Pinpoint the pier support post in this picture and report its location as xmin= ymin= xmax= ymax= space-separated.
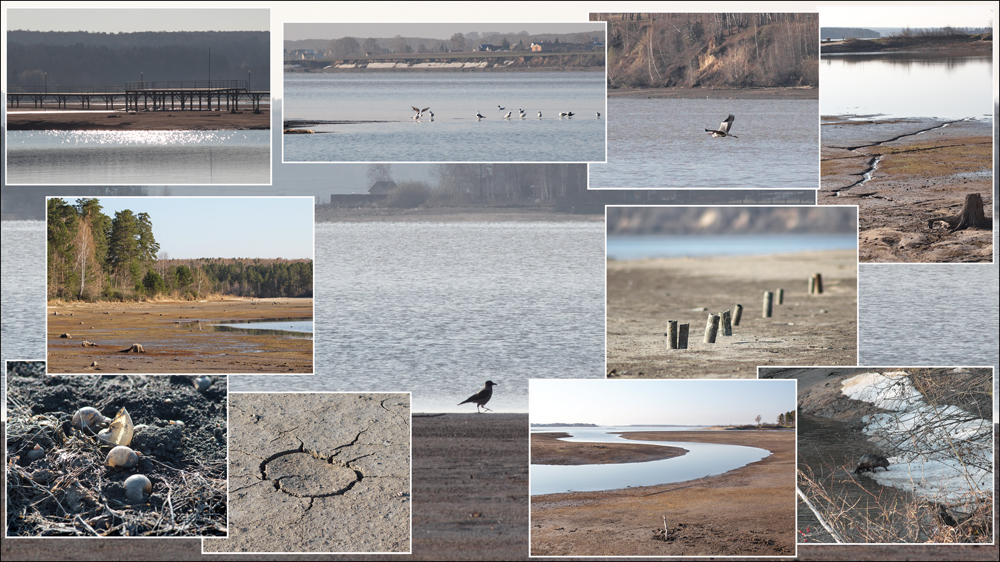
xmin=667 ymin=320 xmax=678 ymax=349
xmin=704 ymin=314 xmax=720 ymax=344
xmin=678 ymin=324 xmax=689 ymax=349
xmin=720 ymin=309 xmax=732 ymax=336
xmin=763 ymin=291 xmax=773 ymax=318
xmin=733 ymin=304 xmax=743 ymax=326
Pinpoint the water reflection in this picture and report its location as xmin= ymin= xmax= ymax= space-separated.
xmin=210 ymin=317 xmax=312 ymax=337
xmin=821 ymin=54 xmax=992 ymax=119
xmin=531 ymin=428 xmax=771 ymax=496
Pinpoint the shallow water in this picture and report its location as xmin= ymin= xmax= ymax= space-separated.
xmin=607 ymin=233 xmax=858 ymax=260
xmin=821 ymin=54 xmax=993 ymax=119
xmin=231 ymin=221 xmax=607 ymax=412
xmin=531 ymin=427 xmax=772 ymax=495
xmin=589 ymin=97 xmax=818 ymax=189
xmin=6 ymin=130 xmax=270 ymax=184
xmin=282 ymin=71 xmax=605 ymax=162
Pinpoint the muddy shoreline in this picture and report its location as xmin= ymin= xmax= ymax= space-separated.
xmin=6 ymin=109 xmax=270 ymax=131
xmin=820 ymin=117 xmax=993 ymax=263
xmin=607 ymin=250 xmax=858 ymax=378
xmin=46 ymin=298 xmax=312 ymax=374
xmin=531 ymin=430 xmax=796 ymax=557
xmin=531 ymin=431 xmax=687 ymax=465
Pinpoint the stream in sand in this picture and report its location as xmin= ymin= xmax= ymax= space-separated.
xmin=531 ymin=427 xmax=771 ymax=496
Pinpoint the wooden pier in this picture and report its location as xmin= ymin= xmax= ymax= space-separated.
xmin=7 ymin=80 xmax=268 ymax=113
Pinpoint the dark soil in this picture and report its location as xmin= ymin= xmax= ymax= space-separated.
xmin=5 ymin=361 xmax=227 ymax=537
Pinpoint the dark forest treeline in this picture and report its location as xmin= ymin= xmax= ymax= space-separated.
xmin=7 ymin=30 xmax=270 ymax=90
xmin=592 ymin=12 xmax=818 ymax=89
xmin=47 ymin=198 xmax=311 ymax=302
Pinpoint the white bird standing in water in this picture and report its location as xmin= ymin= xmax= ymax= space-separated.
xmin=705 ymin=114 xmax=738 ymax=138
xmin=504 ymin=111 xmax=512 ymax=119
xmin=476 ymin=111 xmax=485 ymax=119
xmin=537 ymin=111 xmax=542 ymax=119
xmin=497 ymin=105 xmax=505 ymax=111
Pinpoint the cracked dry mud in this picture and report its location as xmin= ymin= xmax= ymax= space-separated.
xmin=202 ymin=393 xmax=410 ymax=553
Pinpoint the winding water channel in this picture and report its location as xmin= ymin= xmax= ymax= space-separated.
xmin=530 ymin=427 xmax=771 ymax=496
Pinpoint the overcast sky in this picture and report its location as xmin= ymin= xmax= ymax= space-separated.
xmin=69 ymin=197 xmax=314 ymax=260
xmin=820 ymin=4 xmax=993 ymax=29
xmin=284 ymin=22 xmax=604 ymax=42
xmin=530 ymin=379 xmax=797 ymax=426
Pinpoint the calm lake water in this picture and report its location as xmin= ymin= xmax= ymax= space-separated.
xmin=6 ymin=130 xmax=270 ymax=185
xmin=282 ymin=71 xmax=606 ymax=162
xmin=607 ymin=233 xmax=858 ymax=260
xmin=821 ymin=53 xmax=993 ymax=119
xmin=230 ymin=221 xmax=607 ymax=412
xmin=589 ymin=97 xmax=818 ymax=189
xmin=211 ymin=319 xmax=313 ymax=335
xmin=530 ymin=427 xmax=772 ymax=495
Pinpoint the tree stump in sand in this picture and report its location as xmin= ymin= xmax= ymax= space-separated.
xmin=119 ymin=343 xmax=145 ymax=353
xmin=927 ymin=193 xmax=992 ymax=231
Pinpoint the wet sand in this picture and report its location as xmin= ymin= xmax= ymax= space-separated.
xmin=820 ymin=117 xmax=993 ymax=263
xmin=607 ymin=250 xmax=858 ymax=378
xmin=530 ymin=430 xmax=796 ymax=557
xmin=531 ymin=431 xmax=687 ymax=465
xmin=46 ymin=298 xmax=312 ymax=374
xmin=6 ymin=109 xmax=270 ymax=131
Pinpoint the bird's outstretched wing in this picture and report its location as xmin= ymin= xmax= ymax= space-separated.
xmin=421 ymin=107 xmax=430 ymax=114
xmin=719 ymin=114 xmax=735 ymax=134
xmin=411 ymin=106 xmax=420 ymax=112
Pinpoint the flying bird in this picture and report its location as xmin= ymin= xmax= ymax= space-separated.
xmin=412 ymin=106 xmax=430 ymax=114
xmin=459 ymin=381 xmax=498 ymax=413
xmin=706 ymin=114 xmax=738 ymax=138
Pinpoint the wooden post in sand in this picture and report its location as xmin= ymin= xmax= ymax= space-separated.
xmin=720 ymin=309 xmax=732 ymax=336
xmin=809 ymin=273 xmax=823 ymax=295
xmin=777 ymin=288 xmax=784 ymax=305
xmin=733 ymin=304 xmax=743 ymax=326
xmin=704 ymin=314 xmax=720 ymax=343
xmin=678 ymin=324 xmax=689 ymax=349
xmin=667 ymin=320 xmax=678 ymax=349
xmin=763 ymin=291 xmax=773 ymax=318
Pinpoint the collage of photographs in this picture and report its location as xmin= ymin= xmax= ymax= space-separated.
xmin=1 ymin=2 xmax=996 ymax=560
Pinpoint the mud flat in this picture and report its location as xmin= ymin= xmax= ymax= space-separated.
xmin=202 ymin=393 xmax=410 ymax=554
xmin=531 ymin=431 xmax=687 ymax=465
xmin=6 ymin=109 xmax=270 ymax=131
xmin=820 ymin=117 xmax=993 ymax=263
xmin=530 ymin=430 xmax=795 ymax=557
xmin=46 ymin=298 xmax=312 ymax=374
xmin=607 ymin=250 xmax=858 ymax=378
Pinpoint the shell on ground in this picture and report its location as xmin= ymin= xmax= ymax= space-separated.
xmin=72 ymin=407 xmax=108 ymax=433
xmin=125 ymin=474 xmax=152 ymax=502
xmin=106 ymin=445 xmax=139 ymax=468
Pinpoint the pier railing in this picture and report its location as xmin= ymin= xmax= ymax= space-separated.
xmin=125 ymin=80 xmax=248 ymax=92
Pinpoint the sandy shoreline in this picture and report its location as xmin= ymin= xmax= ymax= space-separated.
xmin=530 ymin=429 xmax=796 ymax=557
xmin=6 ymin=109 xmax=270 ymax=131
xmin=46 ymin=297 xmax=312 ymax=374
xmin=819 ymin=117 xmax=993 ymax=263
xmin=531 ymin=431 xmax=687 ymax=465
xmin=607 ymin=249 xmax=858 ymax=378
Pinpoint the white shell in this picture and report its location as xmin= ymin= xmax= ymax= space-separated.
xmin=193 ymin=375 xmax=212 ymax=392
xmin=106 ymin=445 xmax=139 ymax=468
xmin=124 ymin=474 xmax=152 ymax=503
xmin=106 ymin=407 xmax=134 ymax=447
xmin=72 ymin=407 xmax=108 ymax=433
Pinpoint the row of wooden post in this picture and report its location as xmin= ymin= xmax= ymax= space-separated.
xmin=669 ymin=273 xmax=823 ymax=348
